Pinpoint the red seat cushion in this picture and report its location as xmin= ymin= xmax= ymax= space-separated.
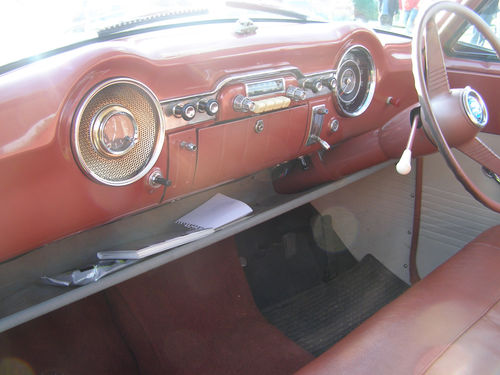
xmin=296 ymin=225 xmax=500 ymax=375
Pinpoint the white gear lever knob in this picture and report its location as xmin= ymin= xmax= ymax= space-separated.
xmin=396 ymin=115 xmax=420 ymax=176
xmin=396 ymin=149 xmax=412 ymax=175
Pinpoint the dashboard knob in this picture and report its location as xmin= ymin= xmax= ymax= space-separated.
xmin=198 ymin=99 xmax=219 ymax=116
xmin=286 ymin=86 xmax=307 ymax=101
xmin=303 ymin=79 xmax=323 ymax=93
xmin=148 ymin=169 xmax=171 ymax=188
xmin=173 ymin=103 xmax=197 ymax=121
xmin=233 ymin=95 xmax=256 ymax=112
xmin=322 ymin=77 xmax=337 ymax=90
xmin=180 ymin=141 xmax=198 ymax=152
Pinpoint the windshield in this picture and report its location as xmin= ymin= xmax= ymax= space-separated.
xmin=2 ymin=0 xmax=415 ymax=69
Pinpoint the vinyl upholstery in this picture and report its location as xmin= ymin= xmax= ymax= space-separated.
xmin=295 ymin=225 xmax=500 ymax=375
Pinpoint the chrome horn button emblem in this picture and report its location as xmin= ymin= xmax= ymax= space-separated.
xmin=90 ymin=105 xmax=139 ymax=158
xmin=462 ymin=86 xmax=488 ymax=128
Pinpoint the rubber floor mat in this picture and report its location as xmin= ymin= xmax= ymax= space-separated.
xmin=262 ymin=254 xmax=408 ymax=356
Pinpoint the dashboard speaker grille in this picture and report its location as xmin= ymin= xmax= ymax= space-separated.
xmin=72 ymin=79 xmax=164 ymax=186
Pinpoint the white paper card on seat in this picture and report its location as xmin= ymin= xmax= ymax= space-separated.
xmin=176 ymin=193 xmax=253 ymax=230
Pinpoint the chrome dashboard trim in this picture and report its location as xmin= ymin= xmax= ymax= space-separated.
xmin=159 ymin=67 xmax=336 ymax=104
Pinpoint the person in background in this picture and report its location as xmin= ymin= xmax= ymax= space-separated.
xmin=379 ymin=0 xmax=399 ymax=26
xmin=403 ymin=0 xmax=419 ymax=32
xmin=353 ymin=0 xmax=379 ymax=22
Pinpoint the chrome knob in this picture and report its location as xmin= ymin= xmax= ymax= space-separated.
xmin=198 ymin=99 xmax=219 ymax=116
xmin=180 ymin=141 xmax=198 ymax=151
xmin=303 ymin=79 xmax=323 ymax=93
xmin=233 ymin=95 xmax=256 ymax=112
xmin=329 ymin=118 xmax=339 ymax=132
xmin=148 ymin=170 xmax=171 ymax=188
xmin=322 ymin=77 xmax=336 ymax=90
xmin=173 ymin=103 xmax=197 ymax=121
xmin=286 ymin=86 xmax=307 ymax=101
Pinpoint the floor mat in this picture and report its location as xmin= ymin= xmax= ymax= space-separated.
xmin=236 ymin=204 xmax=357 ymax=310
xmin=106 ymin=238 xmax=314 ymax=375
xmin=262 ymin=254 xmax=409 ymax=356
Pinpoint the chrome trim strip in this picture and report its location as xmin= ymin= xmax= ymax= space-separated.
xmin=72 ymin=78 xmax=166 ymax=186
xmin=159 ymin=67 xmax=336 ymax=104
xmin=306 ymin=104 xmax=327 ymax=146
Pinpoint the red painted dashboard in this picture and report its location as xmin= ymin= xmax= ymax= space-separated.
xmin=0 ymin=20 xmax=449 ymax=262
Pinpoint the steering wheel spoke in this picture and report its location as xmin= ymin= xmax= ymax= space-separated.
xmin=457 ymin=137 xmax=500 ymax=176
xmin=425 ymin=19 xmax=451 ymax=97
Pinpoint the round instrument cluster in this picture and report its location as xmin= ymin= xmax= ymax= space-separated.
xmin=334 ymin=45 xmax=375 ymax=117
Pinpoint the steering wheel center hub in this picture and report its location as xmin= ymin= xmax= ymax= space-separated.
xmin=462 ymin=86 xmax=488 ymax=128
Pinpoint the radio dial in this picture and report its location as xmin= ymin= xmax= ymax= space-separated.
xmin=233 ymin=95 xmax=256 ymax=112
xmin=286 ymin=86 xmax=307 ymax=101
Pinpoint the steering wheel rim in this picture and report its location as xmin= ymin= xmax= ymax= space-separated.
xmin=412 ymin=1 xmax=500 ymax=213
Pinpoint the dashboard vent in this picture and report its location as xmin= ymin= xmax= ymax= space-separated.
xmin=72 ymin=78 xmax=165 ymax=186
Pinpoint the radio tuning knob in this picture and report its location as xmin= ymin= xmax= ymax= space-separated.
xmin=198 ymin=99 xmax=219 ymax=116
xmin=173 ymin=103 xmax=197 ymax=121
xmin=233 ymin=95 xmax=256 ymax=112
xmin=303 ymin=79 xmax=323 ymax=93
xmin=286 ymin=86 xmax=307 ymax=101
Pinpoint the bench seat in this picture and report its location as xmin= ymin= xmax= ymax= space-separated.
xmin=296 ymin=225 xmax=500 ymax=375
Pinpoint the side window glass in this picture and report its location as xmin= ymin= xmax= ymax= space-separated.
xmin=458 ymin=0 xmax=499 ymax=50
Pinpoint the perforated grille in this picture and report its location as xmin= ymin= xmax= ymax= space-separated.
xmin=74 ymin=80 xmax=163 ymax=185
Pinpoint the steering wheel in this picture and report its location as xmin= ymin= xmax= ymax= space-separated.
xmin=412 ymin=1 xmax=500 ymax=213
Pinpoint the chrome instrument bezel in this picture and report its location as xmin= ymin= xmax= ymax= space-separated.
xmin=90 ymin=105 xmax=139 ymax=158
xmin=160 ymin=67 xmax=336 ymax=105
xmin=334 ymin=45 xmax=376 ymax=117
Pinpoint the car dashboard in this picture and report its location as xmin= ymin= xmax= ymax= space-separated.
xmin=0 ymin=19 xmax=420 ymax=330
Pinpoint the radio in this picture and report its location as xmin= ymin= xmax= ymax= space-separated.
xmin=232 ymin=76 xmax=307 ymax=114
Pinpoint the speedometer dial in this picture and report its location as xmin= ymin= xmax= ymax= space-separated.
xmin=334 ymin=46 xmax=375 ymax=117
xmin=338 ymin=60 xmax=361 ymax=104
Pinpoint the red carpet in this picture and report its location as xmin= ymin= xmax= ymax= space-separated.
xmin=0 ymin=293 xmax=140 ymax=375
xmin=0 ymin=238 xmax=313 ymax=374
xmin=106 ymin=237 xmax=313 ymax=374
